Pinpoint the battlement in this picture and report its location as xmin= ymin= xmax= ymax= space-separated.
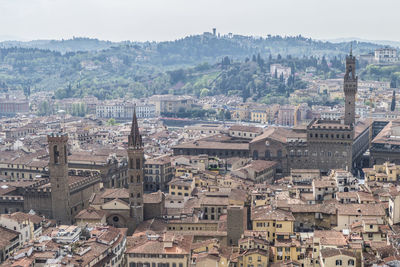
xmin=47 ymin=132 xmax=68 ymax=142
xmin=346 ymin=54 xmax=356 ymax=62
xmin=308 ymin=118 xmax=353 ymax=131
xmin=69 ymin=173 xmax=101 ymax=193
xmin=25 ymin=186 xmax=51 ymax=194
xmin=0 ymin=195 xmax=24 ymax=202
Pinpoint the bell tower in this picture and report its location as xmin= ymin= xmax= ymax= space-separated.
xmin=344 ymin=46 xmax=358 ymax=125
xmin=127 ymin=108 xmax=144 ymax=234
xmin=47 ymin=132 xmax=71 ymax=225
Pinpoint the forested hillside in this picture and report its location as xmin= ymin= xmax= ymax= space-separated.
xmin=0 ymin=34 xmax=385 ymax=101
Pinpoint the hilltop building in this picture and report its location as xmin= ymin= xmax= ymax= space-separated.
xmin=374 ymin=47 xmax=398 ymax=63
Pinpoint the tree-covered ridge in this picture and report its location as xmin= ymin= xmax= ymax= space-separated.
xmin=166 ymin=53 xmax=344 ymax=103
xmin=360 ymin=64 xmax=400 ymax=86
xmin=0 ymin=34 xmax=385 ymax=101
xmin=0 ymin=37 xmax=118 ymax=53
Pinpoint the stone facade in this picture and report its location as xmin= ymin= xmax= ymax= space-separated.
xmin=126 ymin=110 xmax=144 ymax=234
xmin=249 ymin=51 xmax=366 ymax=175
xmin=344 ymin=51 xmax=358 ymax=125
xmin=48 ymin=133 xmax=71 ymax=225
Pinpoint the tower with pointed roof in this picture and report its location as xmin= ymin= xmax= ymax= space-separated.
xmin=127 ymin=107 xmax=144 ymax=233
xmin=344 ymin=46 xmax=358 ymax=125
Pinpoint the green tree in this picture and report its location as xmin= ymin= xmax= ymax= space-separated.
xmin=200 ymin=88 xmax=210 ymax=98
xmin=107 ymin=118 xmax=116 ymax=126
xmin=225 ymin=110 xmax=231 ymax=120
xmin=38 ymin=101 xmax=50 ymax=116
xmin=391 ymin=90 xmax=396 ymax=112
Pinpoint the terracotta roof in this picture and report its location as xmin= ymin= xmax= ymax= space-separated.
xmin=229 ymin=125 xmax=262 ymax=133
xmin=320 ymin=248 xmax=356 ymax=258
xmin=336 ymin=192 xmax=358 ymax=199
xmin=1 ymin=211 xmax=31 ymax=223
xmin=174 ymin=140 xmax=249 ymax=150
xmin=252 ymin=205 xmax=295 ymax=221
xmin=337 ymin=204 xmax=385 ymax=216
xmin=313 ymin=179 xmax=337 ymax=188
xmin=245 ymin=160 xmax=277 ymax=172
xmin=372 ymin=120 xmax=400 ymax=145
xmin=287 ymin=204 xmax=336 ymax=214
xmin=144 ymin=191 xmax=163 ymax=204
xmin=0 ymin=226 xmax=19 ymax=249
xmin=75 ymin=208 xmax=106 ymax=220
xmin=100 ymin=188 xmax=129 ymax=199
xmin=250 ymin=127 xmax=298 ymax=144
xmin=126 ymin=234 xmax=193 ymax=255
xmin=314 ymin=230 xmax=347 ymax=247
xmin=145 ymin=155 xmax=172 ymax=165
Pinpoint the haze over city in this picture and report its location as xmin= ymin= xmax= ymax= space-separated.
xmin=2 ymin=1 xmax=400 ymax=267
xmin=1 ymin=0 xmax=400 ymax=42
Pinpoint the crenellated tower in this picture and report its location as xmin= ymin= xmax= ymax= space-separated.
xmin=47 ymin=132 xmax=72 ymax=225
xmin=344 ymin=47 xmax=358 ymax=125
xmin=127 ymin=108 xmax=144 ymax=234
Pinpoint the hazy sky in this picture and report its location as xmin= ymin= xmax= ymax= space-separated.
xmin=1 ymin=0 xmax=399 ymax=42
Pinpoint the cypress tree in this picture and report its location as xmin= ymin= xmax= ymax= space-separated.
xmin=391 ymin=90 xmax=396 ymax=112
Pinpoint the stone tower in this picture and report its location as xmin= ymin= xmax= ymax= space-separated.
xmin=344 ymin=47 xmax=358 ymax=125
xmin=127 ymin=108 xmax=144 ymax=234
xmin=47 ymin=133 xmax=71 ymax=225
xmin=227 ymin=206 xmax=245 ymax=246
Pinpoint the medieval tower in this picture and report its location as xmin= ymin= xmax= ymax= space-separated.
xmin=127 ymin=108 xmax=144 ymax=234
xmin=344 ymin=48 xmax=358 ymax=125
xmin=48 ymin=132 xmax=72 ymax=225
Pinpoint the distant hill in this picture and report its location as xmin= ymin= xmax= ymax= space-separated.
xmin=0 ymin=37 xmax=122 ymax=53
xmin=0 ymin=33 xmax=390 ymax=102
xmin=0 ymin=34 xmax=386 ymax=60
xmin=325 ymin=37 xmax=400 ymax=48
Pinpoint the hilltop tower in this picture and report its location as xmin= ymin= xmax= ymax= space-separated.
xmin=127 ymin=108 xmax=144 ymax=234
xmin=47 ymin=133 xmax=72 ymax=225
xmin=344 ymin=47 xmax=358 ymax=125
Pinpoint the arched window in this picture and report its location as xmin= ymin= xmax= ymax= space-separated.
xmin=129 ymin=159 xmax=133 ymax=169
xmin=53 ymin=145 xmax=59 ymax=164
xmin=290 ymin=150 xmax=295 ymax=157
xmin=348 ymin=259 xmax=354 ymax=266
xmin=136 ymin=159 xmax=141 ymax=169
xmin=265 ymin=150 xmax=271 ymax=158
xmin=336 ymin=259 xmax=342 ymax=266
xmin=64 ymin=145 xmax=67 ymax=163
xmin=253 ymin=150 xmax=259 ymax=160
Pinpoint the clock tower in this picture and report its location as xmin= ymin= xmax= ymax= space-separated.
xmin=344 ymin=47 xmax=358 ymax=125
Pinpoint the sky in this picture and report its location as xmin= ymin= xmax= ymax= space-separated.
xmin=1 ymin=0 xmax=399 ymax=42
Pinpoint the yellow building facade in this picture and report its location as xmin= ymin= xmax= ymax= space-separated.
xmin=251 ymin=110 xmax=268 ymax=124
xmin=363 ymin=161 xmax=400 ymax=182
xmin=251 ymin=207 xmax=295 ymax=242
